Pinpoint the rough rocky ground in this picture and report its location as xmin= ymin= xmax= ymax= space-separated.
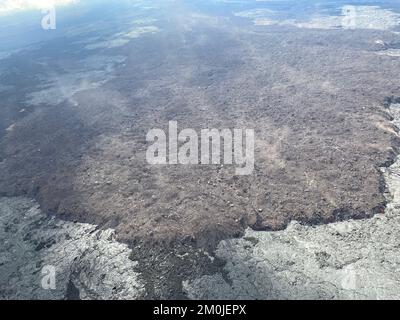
xmin=1 ymin=5 xmax=400 ymax=249
xmin=183 ymin=105 xmax=400 ymax=300
xmin=1 ymin=1 xmax=400 ymax=299
xmin=0 ymin=197 xmax=144 ymax=300
xmin=2 ymin=104 xmax=400 ymax=300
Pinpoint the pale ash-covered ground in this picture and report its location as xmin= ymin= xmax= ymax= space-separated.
xmin=0 ymin=197 xmax=144 ymax=299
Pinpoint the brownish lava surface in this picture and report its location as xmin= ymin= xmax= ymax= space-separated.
xmin=1 ymin=12 xmax=400 ymax=255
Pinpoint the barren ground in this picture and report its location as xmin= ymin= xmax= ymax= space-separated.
xmin=1 ymin=1 xmax=400 ymax=298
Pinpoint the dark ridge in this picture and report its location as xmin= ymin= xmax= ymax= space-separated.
xmin=384 ymin=96 xmax=400 ymax=108
xmin=66 ymin=280 xmax=81 ymax=301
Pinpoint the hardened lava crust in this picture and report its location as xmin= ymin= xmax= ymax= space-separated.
xmin=1 ymin=1 xmax=400 ymax=299
xmin=1 ymin=23 xmax=400 ymax=249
